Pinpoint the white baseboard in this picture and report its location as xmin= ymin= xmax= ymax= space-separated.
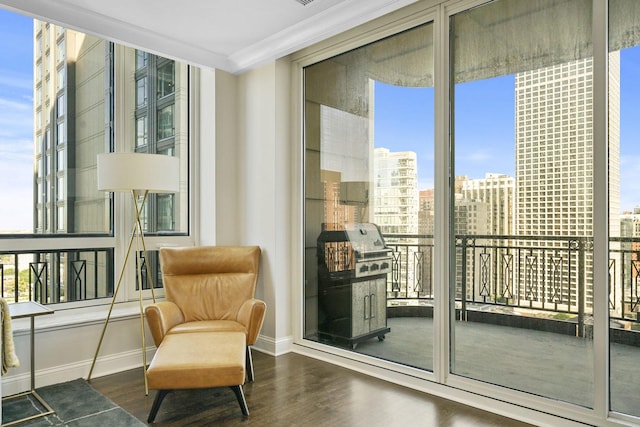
xmin=253 ymin=333 xmax=292 ymax=356
xmin=2 ymin=347 xmax=155 ymax=397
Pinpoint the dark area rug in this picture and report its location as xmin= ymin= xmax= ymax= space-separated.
xmin=2 ymin=378 xmax=145 ymax=426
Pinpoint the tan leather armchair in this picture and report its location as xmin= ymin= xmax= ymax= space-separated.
xmin=145 ymin=245 xmax=266 ymax=381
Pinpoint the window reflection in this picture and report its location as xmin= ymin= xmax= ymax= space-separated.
xmin=303 ymin=23 xmax=434 ymax=370
xmin=157 ymin=61 xmax=175 ymax=98
xmin=157 ymin=104 xmax=174 ymax=140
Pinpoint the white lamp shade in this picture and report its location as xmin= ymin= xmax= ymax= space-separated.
xmin=97 ymin=152 xmax=180 ymax=193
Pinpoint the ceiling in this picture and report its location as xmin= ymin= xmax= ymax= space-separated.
xmin=0 ymin=0 xmax=417 ymax=74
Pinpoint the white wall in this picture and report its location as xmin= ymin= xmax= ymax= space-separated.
xmin=210 ymin=69 xmax=241 ymax=246
xmin=235 ymin=60 xmax=293 ymax=355
xmin=199 ymin=61 xmax=294 ymax=354
xmin=197 ymin=68 xmax=217 ymax=246
xmin=2 ymin=305 xmax=154 ymax=396
xmin=198 ymin=62 xmax=293 ymax=354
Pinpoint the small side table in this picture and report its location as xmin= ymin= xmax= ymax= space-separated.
xmin=2 ymin=301 xmax=55 ymax=426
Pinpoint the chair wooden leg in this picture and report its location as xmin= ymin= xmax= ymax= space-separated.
xmin=148 ymin=389 xmax=171 ymax=423
xmin=230 ymin=385 xmax=249 ymax=417
xmin=246 ymin=346 xmax=255 ymax=382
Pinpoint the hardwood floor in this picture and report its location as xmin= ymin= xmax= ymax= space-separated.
xmin=90 ymin=351 xmax=534 ymax=426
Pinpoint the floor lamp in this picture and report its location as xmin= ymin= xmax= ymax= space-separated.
xmin=87 ymin=152 xmax=179 ymax=395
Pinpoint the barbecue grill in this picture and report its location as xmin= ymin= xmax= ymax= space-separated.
xmin=317 ymin=222 xmax=392 ymax=349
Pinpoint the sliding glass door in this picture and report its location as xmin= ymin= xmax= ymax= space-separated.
xmin=303 ymin=22 xmax=435 ymax=371
xmin=609 ymin=0 xmax=640 ymax=418
xmin=449 ymin=0 xmax=596 ymax=407
xmin=300 ymin=0 xmax=640 ymax=422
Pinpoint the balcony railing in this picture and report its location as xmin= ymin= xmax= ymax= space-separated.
xmin=384 ymin=234 xmax=640 ymax=336
xmin=5 ymin=235 xmax=640 ymax=331
xmin=0 ymin=248 xmax=164 ymax=305
xmin=0 ymin=248 xmax=114 ymax=304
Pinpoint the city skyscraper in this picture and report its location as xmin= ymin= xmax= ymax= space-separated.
xmin=32 ymin=21 xmax=188 ymax=301
xmin=33 ymin=23 xmax=110 ymax=234
xmin=515 ymin=54 xmax=620 ymax=238
xmin=514 ymin=53 xmax=621 ymax=310
xmin=460 ymin=173 xmax=515 ymax=237
xmin=373 ymin=147 xmax=421 ymax=295
xmin=418 ymin=189 xmax=434 ymax=236
xmin=34 ymin=22 xmax=187 ymax=236
xmin=373 ymin=147 xmax=419 ymax=235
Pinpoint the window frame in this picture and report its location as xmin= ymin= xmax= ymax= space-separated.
xmin=0 ymin=21 xmax=198 ymax=309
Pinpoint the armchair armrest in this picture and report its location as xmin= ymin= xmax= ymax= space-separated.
xmin=144 ymin=301 xmax=185 ymax=347
xmin=236 ymin=298 xmax=266 ymax=346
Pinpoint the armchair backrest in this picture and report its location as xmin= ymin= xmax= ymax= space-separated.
xmin=159 ymin=246 xmax=261 ymax=322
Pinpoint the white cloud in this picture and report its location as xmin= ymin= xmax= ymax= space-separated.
xmin=0 ymin=95 xmax=32 ymax=140
xmin=464 ymin=150 xmax=491 ymax=162
xmin=0 ymin=74 xmax=32 ymax=92
xmin=0 ymin=152 xmax=33 ymax=231
xmin=618 ymin=154 xmax=640 ymax=212
xmin=0 ymin=95 xmax=33 ymax=154
xmin=0 ymin=92 xmax=34 ymax=231
xmin=418 ymin=178 xmax=434 ymax=191
xmin=0 ymin=96 xmax=31 ymax=110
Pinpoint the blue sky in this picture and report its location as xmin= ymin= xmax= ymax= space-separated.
xmin=452 ymin=75 xmax=516 ymax=179
xmin=0 ymin=9 xmax=33 ymax=231
xmin=374 ymin=75 xmax=516 ymax=191
xmin=373 ymin=84 xmax=435 ymax=189
xmin=617 ymin=47 xmax=640 ymax=213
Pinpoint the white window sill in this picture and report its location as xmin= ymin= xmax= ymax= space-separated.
xmin=9 ymin=299 xmax=160 ymax=334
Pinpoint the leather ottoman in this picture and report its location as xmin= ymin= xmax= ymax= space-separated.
xmin=146 ymin=331 xmax=248 ymax=422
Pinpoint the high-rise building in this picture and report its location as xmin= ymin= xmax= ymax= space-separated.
xmin=373 ymin=147 xmax=419 ymax=235
xmin=34 ymin=22 xmax=187 ymax=236
xmin=417 ymin=189 xmax=435 ymax=297
xmin=620 ymin=207 xmax=640 ymax=239
xmin=418 ymin=189 xmax=434 ymax=236
xmin=33 ymin=23 xmax=110 ymax=234
xmin=515 ymin=53 xmax=621 ymax=311
xmin=461 ymin=173 xmax=515 ymax=236
xmin=516 ymin=54 xmax=620 ymax=238
xmin=374 ymin=147 xmax=420 ymax=295
xmin=453 ymin=177 xmax=491 ymax=301
xmin=321 ymin=170 xmax=358 ymax=229
xmin=32 ymin=22 xmax=188 ymax=301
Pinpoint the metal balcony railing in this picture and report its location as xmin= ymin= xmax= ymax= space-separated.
xmin=383 ymin=234 xmax=640 ymax=336
xmin=0 ymin=248 xmax=115 ymax=304
xmin=0 ymin=248 xmax=164 ymax=305
xmin=5 ymin=235 xmax=640 ymax=331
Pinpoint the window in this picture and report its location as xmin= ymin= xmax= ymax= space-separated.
xmin=56 ymin=122 xmax=65 ymax=145
xmin=57 ymin=67 xmax=65 ymax=91
xmin=56 ymin=39 xmax=64 ymax=63
xmin=56 ymin=94 xmax=65 ymax=117
xmin=450 ymin=0 xmax=597 ymax=407
xmin=157 ymin=61 xmax=174 ymax=98
xmin=136 ymin=50 xmax=148 ymax=70
xmin=136 ymin=77 xmax=147 ymax=108
xmin=0 ymin=11 xmax=193 ymax=306
xmin=303 ymin=23 xmax=434 ymax=370
xmin=157 ymin=104 xmax=174 ymax=140
xmin=132 ymin=51 xmax=186 ymax=235
xmin=136 ymin=116 xmax=148 ymax=147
